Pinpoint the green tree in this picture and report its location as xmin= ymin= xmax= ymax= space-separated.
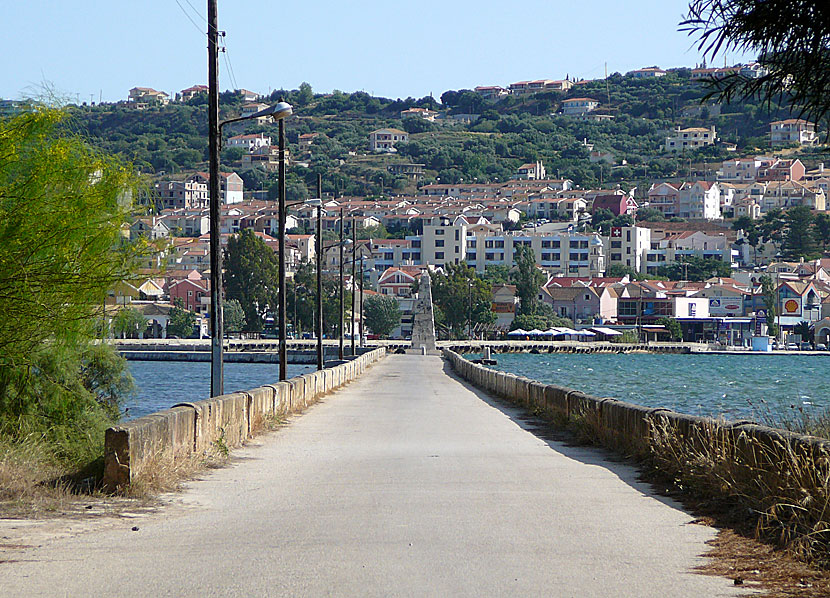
xmin=759 ymin=208 xmax=785 ymax=245
xmin=782 ymin=205 xmax=818 ymax=260
xmin=224 ymin=298 xmax=247 ymax=333
xmin=482 ymin=264 xmax=512 ymax=285
xmin=167 ymin=298 xmax=197 ymax=338
xmin=814 ymin=212 xmax=830 ymax=252
xmin=431 ymin=263 xmax=495 ymax=338
xmin=224 ymin=229 xmax=279 ymax=333
xmin=656 ymin=256 xmax=731 ymax=281
xmin=112 ymin=307 xmax=148 ymax=339
xmin=683 ymin=1 xmax=830 ymax=130
xmin=0 ymin=109 xmax=141 ymax=362
xmin=732 ymin=216 xmax=761 ymax=264
xmin=793 ymin=320 xmax=813 ymax=344
xmin=0 ymin=108 xmax=139 ymax=459
xmin=656 ymin=316 xmax=683 ymax=341
xmin=512 ymin=245 xmax=545 ymax=315
xmin=363 ymin=295 xmax=401 ymax=338
xmin=759 ymin=274 xmax=779 ymax=339
xmin=636 ymin=207 xmax=666 ymax=222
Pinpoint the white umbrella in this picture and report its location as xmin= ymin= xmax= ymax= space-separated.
xmin=527 ymin=329 xmax=546 ymax=336
xmin=507 ymin=328 xmax=528 ymax=336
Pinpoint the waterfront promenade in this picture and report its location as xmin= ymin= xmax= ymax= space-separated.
xmin=1 ymin=355 xmax=741 ymax=597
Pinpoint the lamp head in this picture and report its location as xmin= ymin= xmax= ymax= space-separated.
xmin=252 ymin=101 xmax=293 ymax=121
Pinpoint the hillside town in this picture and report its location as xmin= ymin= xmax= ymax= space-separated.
xmin=15 ymin=61 xmax=826 ymax=349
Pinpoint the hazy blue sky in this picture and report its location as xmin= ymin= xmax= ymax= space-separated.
xmin=2 ymin=1 xmax=750 ymax=103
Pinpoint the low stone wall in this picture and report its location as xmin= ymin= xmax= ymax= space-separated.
xmin=444 ymin=349 xmax=830 ymax=485
xmin=103 ymin=348 xmax=387 ymax=490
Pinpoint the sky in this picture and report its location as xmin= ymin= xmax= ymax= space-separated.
xmin=1 ymin=1 xmax=752 ymax=104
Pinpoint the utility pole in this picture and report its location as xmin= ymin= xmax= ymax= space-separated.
xmin=278 ymin=117 xmax=287 ymax=380
xmin=316 ymin=173 xmax=324 ymax=370
xmin=207 ymin=0 xmax=223 ymax=397
xmin=339 ymin=207 xmax=344 ymax=360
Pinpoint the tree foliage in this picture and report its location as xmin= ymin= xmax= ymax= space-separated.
xmin=167 ymin=298 xmax=197 ymax=338
xmin=512 ymin=245 xmax=546 ymax=315
xmin=759 ymin=274 xmax=779 ymax=338
xmin=224 ymin=298 xmax=246 ymax=333
xmin=682 ymin=0 xmax=830 ymax=130
xmin=0 ymin=109 xmax=141 ymax=362
xmin=656 ymin=255 xmax=732 ymax=281
xmin=430 ymin=263 xmax=495 ymax=338
xmin=223 ymin=229 xmax=279 ymax=333
xmin=363 ymin=295 xmax=401 ymax=338
xmin=112 ymin=307 xmax=148 ymax=338
xmin=656 ymin=316 xmax=683 ymax=341
xmin=782 ymin=205 xmax=819 ymax=260
xmin=0 ymin=108 xmax=138 ymax=459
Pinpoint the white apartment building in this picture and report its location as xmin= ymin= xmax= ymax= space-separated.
xmin=645 ymin=230 xmax=736 ymax=274
xmin=154 ymin=180 xmax=209 ymax=210
xmin=664 ymin=126 xmax=717 ymax=152
xmin=770 ymin=119 xmax=818 ymax=146
xmin=369 ymin=128 xmax=408 ymax=152
xmin=605 ymin=226 xmax=651 ymax=272
xmin=227 ymin=133 xmax=272 ymax=152
xmin=188 ymin=172 xmax=244 ymax=204
xmin=717 ymin=157 xmax=769 ymax=182
xmin=561 ymin=98 xmax=600 ymax=115
xmin=647 ymin=181 xmax=722 ymax=220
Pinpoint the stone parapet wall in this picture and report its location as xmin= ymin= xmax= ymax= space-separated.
xmin=443 ymin=349 xmax=830 ymax=485
xmin=103 ymin=348 xmax=387 ymax=490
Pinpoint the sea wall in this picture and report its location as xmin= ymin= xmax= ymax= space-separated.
xmin=103 ymin=348 xmax=386 ymax=490
xmin=444 ymin=349 xmax=830 ymax=486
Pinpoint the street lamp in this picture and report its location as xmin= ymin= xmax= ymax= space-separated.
xmin=206 ymin=0 xmax=291 ymax=396
xmin=351 ymin=216 xmax=358 ymax=357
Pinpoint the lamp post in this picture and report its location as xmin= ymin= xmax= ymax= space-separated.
xmin=339 ymin=208 xmax=345 ymax=360
xmin=206 ymin=0 xmax=291 ymax=395
xmin=468 ymin=280 xmax=473 ymax=340
xmin=351 ymin=217 xmax=357 ymax=356
xmin=316 ymin=173 xmax=323 ymax=370
xmin=358 ymin=255 xmax=364 ymax=348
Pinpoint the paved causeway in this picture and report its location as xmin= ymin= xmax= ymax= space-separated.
xmin=2 ymin=355 xmax=742 ymax=597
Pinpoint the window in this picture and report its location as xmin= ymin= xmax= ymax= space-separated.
xmin=435 ymin=252 xmax=444 ymax=260
xmin=187 ymin=290 xmax=193 ymax=297
xmin=542 ymin=240 xmax=552 ymax=248
xmin=435 ymin=239 xmax=444 ymax=247
xmin=454 ymin=246 xmax=459 ymax=254
xmin=435 ymin=229 xmax=445 ymax=235
xmin=485 ymin=240 xmax=494 ymax=248
xmin=455 ymin=230 xmax=459 ymax=241
xmin=466 ymin=253 xmax=476 ymax=261
xmin=553 ymin=240 xmax=560 ymax=248
xmin=626 ymin=230 xmax=631 ymax=242
xmin=485 ymin=252 xmax=495 ymax=260
xmin=569 ymin=252 xmax=579 ymax=261
xmin=469 ymin=240 xmax=477 ymax=248
xmin=570 ymin=240 xmax=580 ymax=248
xmin=495 ymin=240 xmax=504 ymax=248
xmin=412 ymin=240 xmax=421 ymax=248
xmin=611 ymin=241 xmax=621 ymax=248
xmin=611 ymin=253 xmax=622 ymax=261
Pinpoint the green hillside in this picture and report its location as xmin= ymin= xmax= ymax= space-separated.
xmin=65 ymin=73 xmax=824 ymax=201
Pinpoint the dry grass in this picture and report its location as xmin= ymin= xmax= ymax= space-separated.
xmin=645 ymin=417 xmax=830 ymax=568
xmin=0 ymin=436 xmax=120 ymax=518
xmin=696 ymin=525 xmax=830 ymax=597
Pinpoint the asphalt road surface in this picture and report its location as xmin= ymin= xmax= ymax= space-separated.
xmin=1 ymin=355 xmax=743 ymax=597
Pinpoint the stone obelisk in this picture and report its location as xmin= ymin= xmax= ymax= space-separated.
xmin=409 ymin=273 xmax=437 ymax=354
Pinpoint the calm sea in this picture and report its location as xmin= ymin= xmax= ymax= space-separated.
xmin=469 ymin=352 xmax=830 ymax=421
xmin=124 ymin=361 xmax=319 ymax=421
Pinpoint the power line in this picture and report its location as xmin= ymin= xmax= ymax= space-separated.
xmin=173 ymin=0 xmax=205 ymax=36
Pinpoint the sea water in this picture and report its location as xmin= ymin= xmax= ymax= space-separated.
xmin=123 ymin=361 xmax=319 ymax=421
xmin=471 ymin=352 xmax=830 ymax=421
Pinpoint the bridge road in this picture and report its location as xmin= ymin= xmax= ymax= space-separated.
xmin=1 ymin=354 xmax=743 ymax=597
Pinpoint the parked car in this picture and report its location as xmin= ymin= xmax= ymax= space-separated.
xmin=816 ymin=343 xmax=827 ymax=351
xmin=786 ymin=342 xmax=800 ymax=350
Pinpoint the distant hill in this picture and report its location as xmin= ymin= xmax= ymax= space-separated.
xmin=65 ymin=73 xmax=818 ymax=199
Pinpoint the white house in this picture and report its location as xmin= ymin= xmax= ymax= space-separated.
xmin=369 ymin=128 xmax=409 ymax=152
xmin=561 ymin=98 xmax=600 ymax=115
xmin=227 ymin=133 xmax=272 ymax=152
xmin=664 ymin=126 xmax=717 ymax=152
